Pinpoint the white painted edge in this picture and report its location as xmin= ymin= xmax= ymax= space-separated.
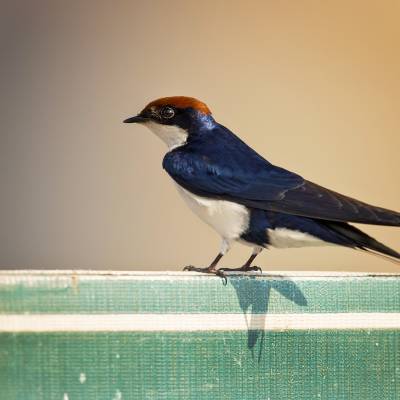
xmin=0 ymin=270 xmax=399 ymax=282
xmin=0 ymin=313 xmax=399 ymax=332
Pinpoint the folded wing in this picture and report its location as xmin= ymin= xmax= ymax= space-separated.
xmin=163 ymin=148 xmax=400 ymax=226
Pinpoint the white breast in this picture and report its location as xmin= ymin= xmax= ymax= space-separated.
xmin=268 ymin=228 xmax=329 ymax=248
xmin=176 ymin=185 xmax=250 ymax=241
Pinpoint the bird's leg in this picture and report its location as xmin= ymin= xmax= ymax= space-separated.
xmin=183 ymin=252 xmax=223 ymax=274
xmin=183 ymin=239 xmax=231 ymax=280
xmin=220 ymin=247 xmax=263 ymax=273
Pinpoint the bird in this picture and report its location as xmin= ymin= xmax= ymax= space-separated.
xmin=124 ymin=96 xmax=400 ymax=278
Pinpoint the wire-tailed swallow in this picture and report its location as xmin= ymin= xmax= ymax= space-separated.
xmin=124 ymin=96 xmax=400 ymax=277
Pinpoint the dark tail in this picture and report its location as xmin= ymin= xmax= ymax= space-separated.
xmin=325 ymin=221 xmax=400 ymax=263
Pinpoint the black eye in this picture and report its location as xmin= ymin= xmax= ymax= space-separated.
xmin=160 ymin=106 xmax=175 ymax=119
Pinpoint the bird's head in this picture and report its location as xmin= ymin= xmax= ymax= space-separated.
xmin=124 ymin=96 xmax=214 ymax=150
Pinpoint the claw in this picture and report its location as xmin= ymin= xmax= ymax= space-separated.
xmin=183 ymin=265 xmax=228 ymax=285
xmin=183 ymin=265 xmax=212 ymax=273
xmin=219 ymin=265 xmax=263 ymax=273
xmin=248 ymin=265 xmax=263 ymax=273
xmin=215 ymin=269 xmax=228 ymax=285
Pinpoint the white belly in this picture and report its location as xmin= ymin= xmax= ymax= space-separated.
xmin=268 ymin=228 xmax=329 ymax=248
xmin=176 ymin=185 xmax=250 ymax=240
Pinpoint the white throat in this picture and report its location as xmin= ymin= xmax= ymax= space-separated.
xmin=144 ymin=121 xmax=188 ymax=151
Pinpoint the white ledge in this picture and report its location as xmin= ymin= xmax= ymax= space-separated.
xmin=0 ymin=269 xmax=399 ymax=278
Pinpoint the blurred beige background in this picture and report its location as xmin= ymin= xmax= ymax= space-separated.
xmin=1 ymin=1 xmax=399 ymax=272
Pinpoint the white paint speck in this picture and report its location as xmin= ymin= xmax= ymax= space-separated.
xmin=115 ymin=353 xmax=120 ymax=359
xmin=233 ymin=356 xmax=242 ymax=367
xmin=63 ymin=394 xmax=69 ymax=400
xmin=113 ymin=389 xmax=122 ymax=400
xmin=375 ymin=342 xmax=379 ymax=347
xmin=79 ymin=372 xmax=86 ymax=383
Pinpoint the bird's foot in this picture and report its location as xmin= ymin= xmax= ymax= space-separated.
xmin=183 ymin=265 xmax=214 ymax=273
xmin=183 ymin=265 xmax=228 ymax=285
xmin=219 ymin=265 xmax=263 ymax=273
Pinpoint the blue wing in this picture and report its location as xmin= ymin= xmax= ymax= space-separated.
xmin=163 ymin=149 xmax=305 ymax=201
xmin=163 ymin=125 xmax=400 ymax=226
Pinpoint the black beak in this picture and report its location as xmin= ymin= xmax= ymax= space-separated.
xmin=123 ymin=115 xmax=148 ymax=123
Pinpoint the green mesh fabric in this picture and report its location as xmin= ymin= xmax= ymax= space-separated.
xmin=1 ymin=271 xmax=399 ymax=399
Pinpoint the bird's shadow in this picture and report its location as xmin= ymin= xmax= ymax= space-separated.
xmin=228 ymin=274 xmax=308 ymax=361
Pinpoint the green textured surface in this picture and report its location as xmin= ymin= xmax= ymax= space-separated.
xmin=1 ymin=271 xmax=400 ymax=399
xmin=1 ymin=331 xmax=399 ymax=400
xmin=1 ymin=272 xmax=400 ymax=314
